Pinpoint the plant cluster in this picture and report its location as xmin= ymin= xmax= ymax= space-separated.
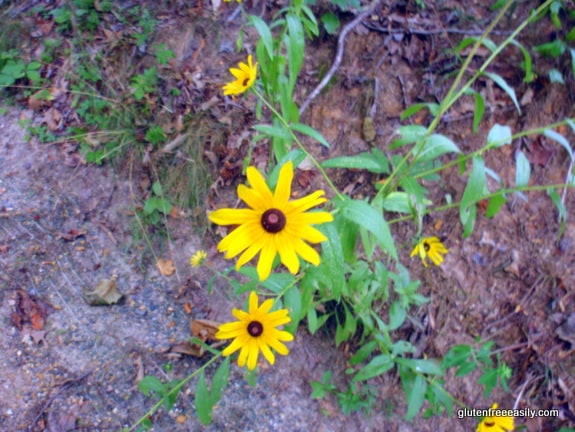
xmin=131 ymin=0 xmax=574 ymax=430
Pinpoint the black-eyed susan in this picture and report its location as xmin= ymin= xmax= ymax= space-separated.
xmin=222 ymin=54 xmax=257 ymax=96
xmin=476 ymin=403 xmax=514 ymax=432
xmin=208 ymin=161 xmax=333 ymax=281
xmin=216 ymin=291 xmax=293 ymax=370
xmin=189 ymin=250 xmax=207 ymax=268
xmin=410 ymin=236 xmax=448 ymax=267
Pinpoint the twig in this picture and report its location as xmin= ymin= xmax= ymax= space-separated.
xmin=28 ymin=371 xmax=92 ymax=431
xmin=299 ymin=0 xmax=382 ymax=115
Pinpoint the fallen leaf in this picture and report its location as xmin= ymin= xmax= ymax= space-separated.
xmin=10 ymin=290 xmax=52 ymax=330
xmin=43 ymin=107 xmax=62 ymax=131
xmin=168 ymin=319 xmax=224 ymax=358
xmin=82 ymin=277 xmax=123 ymax=306
xmin=156 ymin=258 xmax=175 ymax=276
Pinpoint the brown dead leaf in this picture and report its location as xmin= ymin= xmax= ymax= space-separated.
xmin=168 ymin=319 xmax=223 ymax=357
xmin=43 ymin=107 xmax=62 ymax=131
xmin=156 ymin=258 xmax=175 ymax=276
xmin=82 ymin=277 xmax=123 ymax=305
xmin=10 ymin=289 xmax=52 ymax=330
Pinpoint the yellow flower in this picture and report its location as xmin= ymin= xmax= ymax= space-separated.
xmin=476 ymin=403 xmax=514 ymax=432
xmin=189 ymin=250 xmax=207 ymax=268
xmin=222 ymin=54 xmax=257 ymax=96
xmin=410 ymin=236 xmax=448 ymax=267
xmin=208 ymin=161 xmax=333 ymax=281
xmin=216 ymin=291 xmax=293 ymax=370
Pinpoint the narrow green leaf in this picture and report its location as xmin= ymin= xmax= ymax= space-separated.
xmin=284 ymin=284 xmax=303 ymax=333
xmin=405 ymin=374 xmax=427 ymax=420
xmin=195 ymin=371 xmax=213 ymax=425
xmin=473 ymin=91 xmax=485 ymax=133
xmin=484 ymin=71 xmax=521 ymax=114
xmin=352 ymin=354 xmax=394 ymax=382
xmin=396 ymin=358 xmax=443 ymax=376
xmin=486 ymin=123 xmax=512 ymax=148
xmin=339 ymin=198 xmax=398 ymax=260
xmin=400 ymin=102 xmax=439 ymax=120
xmin=301 ymin=5 xmax=319 ymax=37
xmin=253 ymin=123 xmax=291 ymax=140
xmin=321 ymin=152 xmax=387 ymax=173
xmin=286 ymin=14 xmax=304 ymax=93
xmin=460 ymin=156 xmax=486 ymax=210
xmin=515 ymin=150 xmax=531 ymax=187
xmin=250 ymin=16 xmax=274 ymax=59
xmin=510 ymin=39 xmax=535 ymax=82
xmin=544 ymin=128 xmax=573 ymax=161
xmin=416 ymin=133 xmax=461 ymax=162
xmin=210 ymin=357 xmax=230 ymax=406
xmin=290 ymin=122 xmax=330 ymax=147
xmin=318 ymin=222 xmax=346 ymax=300
xmin=349 ymin=341 xmax=377 ymax=366
xmin=549 ymin=68 xmax=565 ymax=84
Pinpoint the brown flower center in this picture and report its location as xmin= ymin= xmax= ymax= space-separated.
xmin=242 ymin=77 xmax=250 ymax=87
xmin=247 ymin=321 xmax=263 ymax=337
xmin=423 ymin=242 xmax=430 ymax=252
xmin=261 ymin=208 xmax=286 ymax=233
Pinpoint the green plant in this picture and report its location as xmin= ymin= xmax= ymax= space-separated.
xmin=0 ymin=50 xmax=42 ymax=86
xmin=142 ymin=181 xmax=172 ymax=226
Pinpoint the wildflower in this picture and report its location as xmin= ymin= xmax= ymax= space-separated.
xmin=410 ymin=236 xmax=448 ymax=267
xmin=190 ymin=250 xmax=208 ymax=268
xmin=216 ymin=291 xmax=293 ymax=370
xmin=222 ymin=54 xmax=257 ymax=96
xmin=476 ymin=403 xmax=514 ymax=432
xmin=208 ymin=161 xmax=333 ymax=281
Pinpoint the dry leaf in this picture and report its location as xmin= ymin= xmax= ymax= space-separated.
xmin=168 ymin=319 xmax=223 ymax=358
xmin=10 ymin=290 xmax=52 ymax=330
xmin=44 ymin=107 xmax=62 ymax=131
xmin=82 ymin=277 xmax=123 ymax=305
xmin=156 ymin=258 xmax=175 ymax=276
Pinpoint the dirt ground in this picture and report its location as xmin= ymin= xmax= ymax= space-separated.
xmin=1 ymin=0 xmax=575 ymax=431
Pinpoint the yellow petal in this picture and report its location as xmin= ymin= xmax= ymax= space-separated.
xmin=246 ymin=166 xmax=273 ymax=203
xmin=273 ymin=161 xmax=293 ymax=207
xmin=235 ymin=234 xmax=267 ymax=269
xmin=286 ymin=224 xmax=327 ymax=244
xmin=257 ymin=297 xmax=275 ymax=316
xmin=209 ymin=208 xmax=258 ymax=225
xmin=218 ymin=222 xmax=263 ymax=258
xmin=293 ymin=238 xmax=321 ymax=266
xmin=276 ymin=232 xmax=300 ymax=274
xmin=257 ymin=338 xmax=276 ymax=365
xmin=256 ymin=237 xmax=278 ymax=281
xmin=248 ymin=291 xmax=259 ymax=314
xmin=285 ymin=190 xmax=328 ymax=214
xmin=246 ymin=339 xmax=260 ymax=370
xmin=221 ymin=336 xmax=244 ymax=356
xmin=237 ymin=184 xmax=268 ymax=211
xmin=288 ymin=211 xmax=333 ymax=226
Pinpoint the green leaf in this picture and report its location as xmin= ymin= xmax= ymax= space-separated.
xmin=483 ymin=71 xmax=521 ymax=114
xmin=486 ymin=193 xmax=506 ymax=218
xmin=138 ymin=376 xmax=165 ymax=396
xmin=307 ymin=307 xmax=330 ymax=334
xmin=301 ymin=5 xmax=319 ymax=37
xmin=544 ymin=128 xmax=573 ymax=161
xmin=549 ymin=68 xmax=565 ymax=84
xmin=286 ymin=14 xmax=304 ymax=94
xmin=390 ymin=125 xmax=428 ymax=149
xmin=321 ymin=152 xmax=388 ymax=173
xmin=381 ymin=192 xmax=412 ymax=214
xmin=321 ymin=11 xmax=340 ymax=34
xmin=515 ymin=150 xmax=531 ymax=187
xmin=405 ymin=373 xmax=427 ymax=420
xmin=472 ymin=91 xmax=485 ymax=133
xmin=210 ymin=357 xmax=230 ymax=406
xmin=284 ymin=284 xmax=302 ymax=333
xmin=250 ymin=16 xmax=274 ymax=59
xmin=416 ymin=133 xmax=461 ymax=162
xmin=533 ymin=39 xmax=566 ymax=58
xmin=349 ymin=341 xmax=377 ymax=366
xmin=290 ymin=122 xmax=330 ymax=147
xmin=195 ymin=371 xmax=213 ymax=425
xmin=400 ymin=102 xmax=440 ymax=120
xmin=318 ymin=222 xmax=346 ymax=300
xmin=442 ymin=345 xmax=472 ymax=369
xmin=510 ymin=39 xmax=535 ymax=82
xmin=339 ymin=198 xmax=398 ymax=260
xmin=388 ymin=301 xmax=406 ymax=330
xmin=460 ymin=157 xmax=486 ymax=237
xmin=253 ymin=123 xmax=291 ymax=140
xmin=486 ymin=123 xmax=512 ymax=148
xmin=352 ymin=354 xmax=394 ymax=382
xmin=396 ymin=358 xmax=443 ymax=375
